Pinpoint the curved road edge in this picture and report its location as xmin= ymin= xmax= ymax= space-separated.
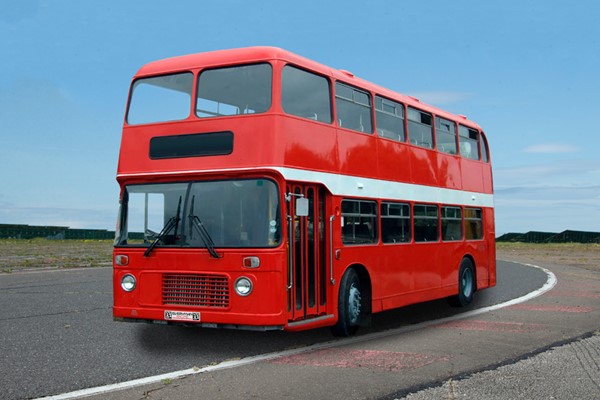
xmin=37 ymin=262 xmax=558 ymax=400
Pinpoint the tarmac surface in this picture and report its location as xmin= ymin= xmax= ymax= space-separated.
xmin=401 ymin=334 xmax=600 ymax=400
xmin=65 ymin=259 xmax=600 ymax=400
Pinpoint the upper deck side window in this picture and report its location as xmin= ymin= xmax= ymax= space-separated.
xmin=459 ymin=125 xmax=480 ymax=160
xmin=407 ymin=107 xmax=433 ymax=149
xmin=127 ymin=72 xmax=194 ymax=125
xmin=196 ymin=63 xmax=272 ymax=118
xmin=335 ymin=82 xmax=373 ymax=133
xmin=281 ymin=65 xmax=332 ymax=123
xmin=481 ymin=132 xmax=490 ymax=163
xmin=375 ymin=96 xmax=405 ymax=142
xmin=435 ymin=116 xmax=457 ymax=155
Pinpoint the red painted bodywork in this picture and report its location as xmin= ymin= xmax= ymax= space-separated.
xmin=113 ymin=47 xmax=496 ymax=331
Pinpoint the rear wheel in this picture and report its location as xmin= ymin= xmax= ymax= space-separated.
xmin=331 ymin=268 xmax=362 ymax=337
xmin=449 ymin=258 xmax=475 ymax=307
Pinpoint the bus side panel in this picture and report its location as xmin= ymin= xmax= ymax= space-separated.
xmin=335 ymin=242 xmax=448 ymax=316
xmin=482 ymin=164 xmax=494 ymax=194
xmin=276 ymin=116 xmax=338 ymax=172
xmin=409 ymin=147 xmax=438 ymax=187
xmin=437 ymin=154 xmax=462 ymax=190
xmin=374 ymin=244 xmax=415 ymax=302
xmin=379 ymin=242 xmax=457 ymax=312
xmin=460 ymin=159 xmax=486 ymax=193
xmin=376 ymin=139 xmax=413 ymax=183
xmin=337 ymin=128 xmax=379 ymax=180
xmin=438 ymin=241 xmax=468 ymax=288
xmin=464 ymin=240 xmax=490 ymax=289
xmin=409 ymin=243 xmax=442 ymax=291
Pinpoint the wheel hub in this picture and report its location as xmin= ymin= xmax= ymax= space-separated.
xmin=348 ymin=283 xmax=361 ymax=324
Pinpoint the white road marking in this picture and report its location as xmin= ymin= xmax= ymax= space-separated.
xmin=36 ymin=262 xmax=556 ymax=400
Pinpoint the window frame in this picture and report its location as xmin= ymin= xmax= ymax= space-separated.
xmin=195 ymin=62 xmax=273 ymax=119
xmin=480 ymin=132 xmax=490 ymax=163
xmin=459 ymin=125 xmax=481 ymax=161
xmin=464 ymin=207 xmax=484 ymax=240
xmin=375 ymin=95 xmax=406 ymax=142
xmin=380 ymin=202 xmax=411 ymax=244
xmin=281 ymin=64 xmax=333 ymax=124
xmin=335 ymin=82 xmax=373 ymax=134
xmin=435 ymin=116 xmax=458 ymax=155
xmin=441 ymin=206 xmax=463 ymax=242
xmin=407 ymin=107 xmax=434 ymax=149
xmin=341 ymin=199 xmax=378 ymax=245
xmin=126 ymin=72 xmax=194 ymax=126
xmin=413 ymin=203 xmax=439 ymax=243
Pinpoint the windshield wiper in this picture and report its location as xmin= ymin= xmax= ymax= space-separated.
xmin=144 ymin=196 xmax=182 ymax=257
xmin=188 ymin=195 xmax=221 ymax=258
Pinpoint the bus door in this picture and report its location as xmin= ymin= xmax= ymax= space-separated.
xmin=286 ymin=185 xmax=327 ymax=321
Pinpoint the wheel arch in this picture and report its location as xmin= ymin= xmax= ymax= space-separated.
xmin=344 ymin=263 xmax=372 ymax=323
xmin=461 ymin=253 xmax=478 ymax=291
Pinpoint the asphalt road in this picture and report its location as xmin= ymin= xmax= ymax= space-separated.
xmin=0 ymin=261 xmax=546 ymax=400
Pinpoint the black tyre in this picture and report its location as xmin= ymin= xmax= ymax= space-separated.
xmin=331 ymin=268 xmax=362 ymax=337
xmin=449 ymin=258 xmax=475 ymax=307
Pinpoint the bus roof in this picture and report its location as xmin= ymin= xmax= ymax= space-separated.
xmin=135 ymin=46 xmax=482 ymax=130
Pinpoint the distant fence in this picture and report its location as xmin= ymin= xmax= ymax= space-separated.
xmin=0 ymin=224 xmax=116 ymax=240
xmin=497 ymin=230 xmax=600 ymax=244
xmin=3 ymin=224 xmax=598 ymax=243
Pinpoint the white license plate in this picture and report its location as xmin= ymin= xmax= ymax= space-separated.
xmin=164 ymin=310 xmax=200 ymax=322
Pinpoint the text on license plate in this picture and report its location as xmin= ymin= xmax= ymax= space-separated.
xmin=164 ymin=310 xmax=200 ymax=322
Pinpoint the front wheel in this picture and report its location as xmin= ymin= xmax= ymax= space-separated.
xmin=331 ymin=268 xmax=362 ymax=337
xmin=449 ymin=258 xmax=476 ymax=307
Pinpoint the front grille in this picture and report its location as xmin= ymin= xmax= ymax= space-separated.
xmin=162 ymin=274 xmax=229 ymax=308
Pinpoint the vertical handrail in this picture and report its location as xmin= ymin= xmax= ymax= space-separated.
xmin=329 ymin=215 xmax=336 ymax=285
xmin=287 ymin=214 xmax=293 ymax=290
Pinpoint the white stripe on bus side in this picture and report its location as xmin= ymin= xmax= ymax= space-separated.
xmin=272 ymin=167 xmax=494 ymax=208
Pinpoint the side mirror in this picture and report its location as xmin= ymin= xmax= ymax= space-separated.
xmin=296 ymin=197 xmax=309 ymax=217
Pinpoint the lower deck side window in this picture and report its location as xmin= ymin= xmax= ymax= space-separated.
xmin=342 ymin=199 xmax=377 ymax=244
xmin=442 ymin=206 xmax=463 ymax=241
xmin=339 ymin=201 xmax=484 ymax=244
xmin=464 ymin=208 xmax=484 ymax=240
xmin=381 ymin=202 xmax=411 ymax=243
xmin=414 ymin=204 xmax=439 ymax=242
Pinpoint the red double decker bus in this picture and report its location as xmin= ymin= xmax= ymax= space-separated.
xmin=113 ymin=47 xmax=495 ymax=336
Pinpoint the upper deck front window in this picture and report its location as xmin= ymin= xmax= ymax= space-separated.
xmin=196 ymin=63 xmax=272 ymax=118
xmin=127 ymin=73 xmax=193 ymax=125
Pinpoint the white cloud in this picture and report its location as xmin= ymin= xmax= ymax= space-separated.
xmin=522 ymin=143 xmax=579 ymax=153
xmin=495 ymin=160 xmax=600 ymax=185
xmin=493 ymin=183 xmax=600 ymax=234
xmin=493 ymin=160 xmax=600 ymax=234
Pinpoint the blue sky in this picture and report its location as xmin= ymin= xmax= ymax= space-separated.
xmin=1 ymin=0 xmax=599 ymax=235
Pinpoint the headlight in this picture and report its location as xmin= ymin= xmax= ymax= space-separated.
xmin=121 ymin=274 xmax=136 ymax=292
xmin=234 ymin=277 xmax=253 ymax=296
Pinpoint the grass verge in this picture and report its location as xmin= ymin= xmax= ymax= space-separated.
xmin=0 ymin=238 xmax=113 ymax=272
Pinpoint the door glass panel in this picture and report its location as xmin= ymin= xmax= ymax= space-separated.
xmin=307 ymin=188 xmax=315 ymax=308
xmin=294 ymin=187 xmax=303 ymax=310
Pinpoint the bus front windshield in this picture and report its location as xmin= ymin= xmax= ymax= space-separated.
xmin=115 ymin=179 xmax=281 ymax=249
